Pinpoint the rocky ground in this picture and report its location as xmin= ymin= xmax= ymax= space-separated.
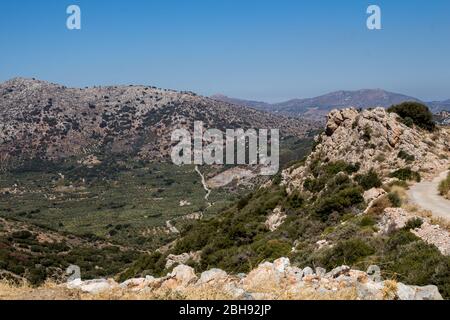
xmin=282 ymin=107 xmax=450 ymax=191
xmin=0 ymin=258 xmax=443 ymax=300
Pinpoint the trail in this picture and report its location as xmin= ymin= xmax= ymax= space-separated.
xmin=195 ymin=165 xmax=211 ymax=203
xmin=408 ymin=170 xmax=450 ymax=220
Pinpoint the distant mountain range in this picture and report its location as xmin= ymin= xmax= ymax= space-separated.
xmin=212 ymin=89 xmax=450 ymax=121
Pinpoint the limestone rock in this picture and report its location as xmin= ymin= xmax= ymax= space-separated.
xmin=198 ymin=269 xmax=228 ymax=285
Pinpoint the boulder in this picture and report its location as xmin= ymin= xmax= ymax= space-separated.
xmin=79 ymin=279 xmax=117 ymax=294
xmin=363 ymin=188 xmax=386 ymax=204
xmin=198 ymin=269 xmax=228 ymax=285
xmin=302 ymin=267 xmax=314 ymax=276
xmin=315 ymin=267 xmax=326 ymax=277
xmin=327 ymin=266 xmax=350 ymax=278
xmin=366 ymin=265 xmax=382 ymax=282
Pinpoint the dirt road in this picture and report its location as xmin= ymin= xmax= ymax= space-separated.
xmin=408 ymin=170 xmax=450 ymax=220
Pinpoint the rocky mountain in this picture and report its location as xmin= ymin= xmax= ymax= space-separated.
xmin=213 ymin=90 xmax=450 ymax=121
xmin=0 ymin=78 xmax=317 ymax=170
xmin=283 ymin=107 xmax=450 ymax=191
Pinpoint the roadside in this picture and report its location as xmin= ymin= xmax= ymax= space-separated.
xmin=408 ymin=170 xmax=450 ymax=221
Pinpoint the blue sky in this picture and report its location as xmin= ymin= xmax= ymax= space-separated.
xmin=0 ymin=0 xmax=449 ymax=102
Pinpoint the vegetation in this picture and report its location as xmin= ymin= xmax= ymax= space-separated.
xmin=389 ymin=167 xmax=421 ymax=182
xmin=355 ymin=169 xmax=382 ymax=190
xmin=387 ymin=102 xmax=436 ymax=131
xmin=397 ymin=150 xmax=415 ymax=162
xmin=438 ymin=172 xmax=450 ymax=199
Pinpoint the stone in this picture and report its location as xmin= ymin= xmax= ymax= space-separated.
xmin=170 ymin=264 xmax=198 ymax=286
xmin=265 ymin=207 xmax=287 ymax=232
xmin=412 ymin=285 xmax=443 ymax=300
xmin=79 ymin=279 xmax=117 ymax=294
xmin=366 ymin=265 xmax=382 ymax=282
xmin=327 ymin=266 xmax=350 ymax=278
xmin=198 ymin=269 xmax=228 ymax=285
xmin=302 ymin=267 xmax=314 ymax=276
xmin=363 ymin=188 xmax=387 ymax=204
xmin=273 ymin=257 xmax=290 ymax=273
xmin=356 ymin=281 xmax=385 ymax=300
xmin=315 ymin=267 xmax=326 ymax=277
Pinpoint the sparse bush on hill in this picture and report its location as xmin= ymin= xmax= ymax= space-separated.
xmin=438 ymin=172 xmax=450 ymax=199
xmin=389 ymin=167 xmax=421 ymax=182
xmin=387 ymin=102 xmax=435 ymax=131
xmin=355 ymin=169 xmax=382 ymax=190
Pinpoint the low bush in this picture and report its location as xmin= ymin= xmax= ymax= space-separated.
xmin=438 ymin=172 xmax=450 ymax=199
xmin=390 ymin=168 xmax=421 ymax=182
xmin=355 ymin=169 xmax=382 ymax=190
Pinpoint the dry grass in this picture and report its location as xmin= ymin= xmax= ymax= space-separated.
xmin=0 ymin=280 xmax=360 ymax=301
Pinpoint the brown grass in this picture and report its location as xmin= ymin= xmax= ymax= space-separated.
xmin=0 ymin=280 xmax=359 ymax=301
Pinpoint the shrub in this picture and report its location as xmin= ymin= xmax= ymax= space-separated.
xmin=367 ymin=195 xmax=391 ymax=215
xmin=314 ymin=186 xmax=364 ymax=221
xmin=403 ymin=217 xmax=423 ymax=231
xmin=389 ymin=168 xmax=421 ymax=182
xmin=438 ymin=172 xmax=450 ymax=199
xmin=318 ymin=238 xmax=375 ymax=270
xmin=355 ymin=169 xmax=382 ymax=190
xmin=398 ymin=150 xmax=415 ymax=162
xmin=383 ymin=236 xmax=450 ymax=299
xmin=388 ymin=192 xmax=402 ymax=207
xmin=387 ymin=102 xmax=435 ymax=131
xmin=362 ymin=125 xmax=372 ymax=142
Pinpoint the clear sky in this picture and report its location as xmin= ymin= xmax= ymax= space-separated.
xmin=0 ymin=0 xmax=449 ymax=102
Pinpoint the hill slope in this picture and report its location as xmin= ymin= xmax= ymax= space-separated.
xmin=0 ymin=78 xmax=317 ymax=170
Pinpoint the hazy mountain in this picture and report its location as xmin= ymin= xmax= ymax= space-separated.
xmin=0 ymin=78 xmax=318 ymax=170
xmin=213 ymin=89 xmax=450 ymax=121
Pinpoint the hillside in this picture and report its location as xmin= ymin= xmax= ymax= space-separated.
xmin=118 ymin=107 xmax=450 ymax=299
xmin=0 ymin=78 xmax=317 ymax=170
xmin=1 ymin=83 xmax=450 ymax=299
xmin=0 ymin=78 xmax=319 ymax=288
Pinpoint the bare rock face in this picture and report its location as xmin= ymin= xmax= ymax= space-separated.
xmin=265 ymin=207 xmax=287 ymax=232
xmin=283 ymin=108 xmax=450 ymax=192
xmin=364 ymin=188 xmax=387 ymax=204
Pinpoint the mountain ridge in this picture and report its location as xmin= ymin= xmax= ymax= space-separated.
xmin=213 ymin=89 xmax=450 ymax=121
xmin=0 ymin=77 xmax=317 ymax=170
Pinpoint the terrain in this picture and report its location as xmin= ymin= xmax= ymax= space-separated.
xmin=0 ymin=78 xmax=317 ymax=287
xmin=213 ymin=89 xmax=450 ymax=121
xmin=0 ymin=78 xmax=316 ymax=169
xmin=409 ymin=170 xmax=450 ymax=220
xmin=1 ymin=79 xmax=450 ymax=300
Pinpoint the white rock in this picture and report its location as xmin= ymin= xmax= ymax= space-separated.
xmin=273 ymin=257 xmax=290 ymax=273
xmin=170 ymin=264 xmax=198 ymax=286
xmin=198 ymin=269 xmax=228 ymax=285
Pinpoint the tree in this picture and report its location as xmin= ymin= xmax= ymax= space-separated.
xmin=388 ymin=102 xmax=435 ymax=131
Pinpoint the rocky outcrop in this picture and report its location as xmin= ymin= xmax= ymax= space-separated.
xmin=265 ymin=207 xmax=287 ymax=232
xmin=64 ymin=258 xmax=443 ymax=300
xmin=283 ymin=108 xmax=450 ymax=192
